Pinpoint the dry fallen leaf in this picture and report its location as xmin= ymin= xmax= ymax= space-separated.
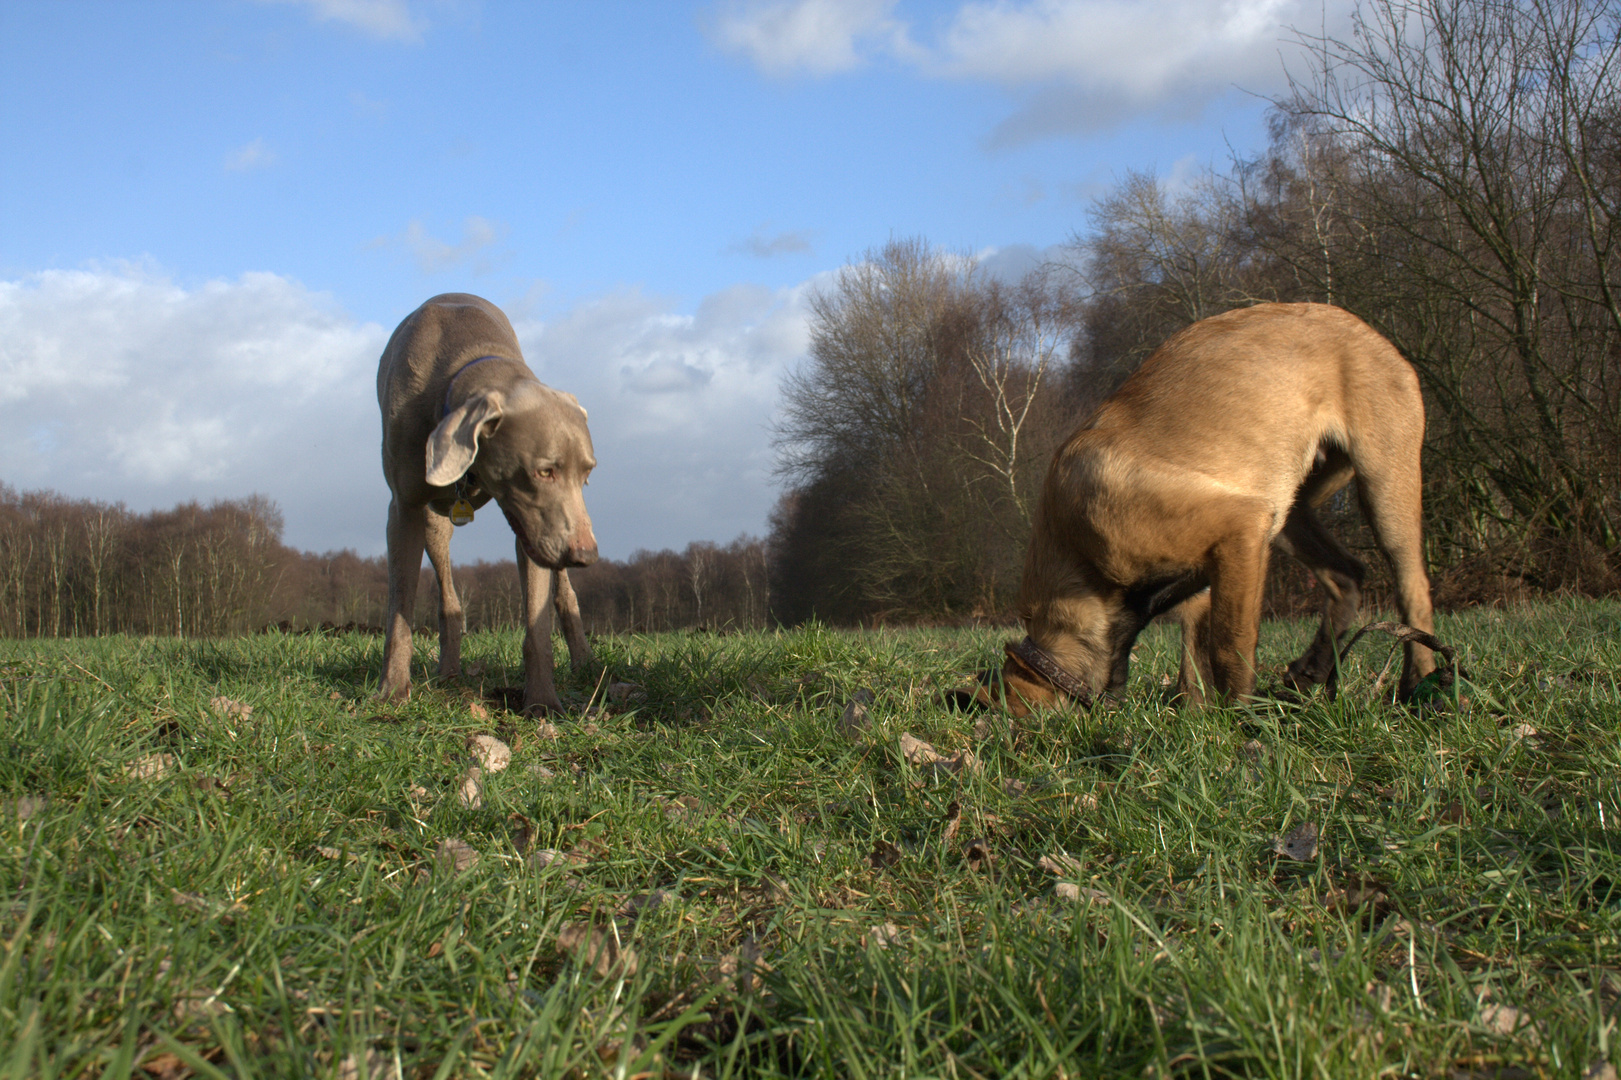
xmin=942 ymin=800 xmax=961 ymax=843
xmin=314 ymin=845 xmax=360 ymax=864
xmin=899 ymin=732 xmax=980 ymax=777
xmin=335 ymin=1049 xmax=399 ymax=1080
xmin=557 ymin=922 xmax=637 ymax=978
xmin=209 ymin=696 xmax=253 ymax=720
xmin=1585 ymin=1060 xmax=1619 ymax=1080
xmin=5 ymin=794 xmax=47 ymax=821
xmin=963 ymin=836 xmax=996 ymax=872
xmin=1038 ymin=852 xmax=1086 ymax=879
xmin=1479 ymin=1002 xmax=1541 ymax=1044
xmin=607 ymin=682 xmax=645 ymax=706
xmin=457 ymin=767 xmax=485 ymax=809
xmin=529 ymin=848 xmax=589 ymax=871
xmin=1325 ymin=872 xmax=1389 ymax=916
xmin=837 ymin=697 xmax=872 ymax=737
xmin=869 ymin=839 xmax=903 ymax=870
xmin=1055 ymin=882 xmax=1111 ymax=905
xmin=1273 ymin=821 xmax=1319 ymax=861
xmin=435 ymin=838 xmax=479 ymax=874
xmin=717 ymin=936 xmax=770 ymax=994
xmin=465 ymin=734 xmax=511 ymax=773
xmin=137 ymin=1051 xmax=188 ymax=1079
xmin=618 ymin=889 xmax=675 ymax=919
xmin=865 ymin=922 xmax=903 ymax=949
xmin=123 ymin=753 xmax=175 ymax=781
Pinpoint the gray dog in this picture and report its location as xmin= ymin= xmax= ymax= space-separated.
xmin=376 ymin=293 xmax=598 ymax=715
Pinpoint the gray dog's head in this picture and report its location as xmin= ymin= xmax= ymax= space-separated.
xmin=424 ymin=381 xmax=598 ymax=569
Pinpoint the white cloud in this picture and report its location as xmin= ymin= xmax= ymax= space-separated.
xmin=224 ymin=138 xmax=277 ymax=172
xmin=511 ymin=281 xmax=817 ymax=554
xmin=710 ymin=0 xmax=1355 ymax=140
xmin=263 ymin=0 xmax=426 ymax=42
xmin=374 ymin=216 xmax=510 ymax=275
xmin=0 ymin=264 xmax=388 ymax=552
xmin=0 ymin=265 xmax=818 ymax=560
xmin=707 ymin=0 xmax=914 ymax=76
xmin=727 ymin=226 xmax=816 ymax=258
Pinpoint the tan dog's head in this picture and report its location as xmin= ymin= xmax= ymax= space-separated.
xmin=951 ymin=597 xmax=1117 ymax=716
xmin=958 ymin=644 xmax=1073 ymax=717
xmin=425 ymin=381 xmax=598 ymax=568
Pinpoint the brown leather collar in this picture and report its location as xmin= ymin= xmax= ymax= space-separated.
xmin=1006 ymin=636 xmax=1094 ymax=707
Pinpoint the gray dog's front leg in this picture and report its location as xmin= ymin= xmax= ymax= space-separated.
xmin=552 ymin=569 xmax=593 ymax=673
xmin=379 ymin=498 xmax=426 ymax=701
xmin=424 ymin=508 xmax=463 ymax=679
xmin=518 ymin=539 xmax=564 ymax=716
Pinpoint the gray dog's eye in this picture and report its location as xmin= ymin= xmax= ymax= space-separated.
xmin=535 ymin=467 xmax=555 ymax=482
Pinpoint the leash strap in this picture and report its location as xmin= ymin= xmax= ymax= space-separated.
xmin=1006 ymin=636 xmax=1094 ymax=707
xmin=1326 ymin=620 xmax=1459 ymax=701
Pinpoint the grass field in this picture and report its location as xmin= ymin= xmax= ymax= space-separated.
xmin=2 ymin=600 xmax=1619 ymax=1078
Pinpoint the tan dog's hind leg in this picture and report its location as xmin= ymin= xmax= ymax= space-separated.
xmin=379 ymin=498 xmax=426 ymax=701
xmin=1355 ymin=466 xmax=1436 ymax=699
xmin=1174 ymin=590 xmax=1214 ymax=705
xmin=552 ymin=569 xmax=593 ymax=673
xmin=424 ymin=507 xmax=464 ymax=680
xmin=518 ymin=538 xmax=564 ymax=716
xmin=1275 ymin=505 xmax=1366 ymax=691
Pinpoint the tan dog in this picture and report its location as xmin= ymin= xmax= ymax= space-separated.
xmin=377 ymin=293 xmax=598 ymax=715
xmin=984 ymin=303 xmax=1436 ymax=714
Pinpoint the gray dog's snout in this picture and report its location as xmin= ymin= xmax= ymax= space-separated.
xmin=565 ymin=544 xmax=599 ymax=568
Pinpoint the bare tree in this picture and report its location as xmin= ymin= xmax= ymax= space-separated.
xmin=1279 ymin=0 xmax=1621 ymax=577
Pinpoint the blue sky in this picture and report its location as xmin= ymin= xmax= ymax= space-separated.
xmin=0 ymin=0 xmax=1348 ymax=560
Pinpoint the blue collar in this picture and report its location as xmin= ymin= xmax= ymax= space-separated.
xmin=441 ymin=355 xmax=506 ymax=418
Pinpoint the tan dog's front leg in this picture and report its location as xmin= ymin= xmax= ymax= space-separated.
xmin=379 ymin=498 xmax=427 ymax=701
xmin=518 ymin=539 xmax=564 ymax=716
xmin=424 ymin=507 xmax=463 ymax=680
xmin=1206 ymin=528 xmax=1271 ymax=701
xmin=552 ymin=569 xmax=593 ymax=673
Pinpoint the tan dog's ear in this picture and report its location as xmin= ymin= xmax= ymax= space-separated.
xmin=425 ymin=392 xmax=503 ymax=486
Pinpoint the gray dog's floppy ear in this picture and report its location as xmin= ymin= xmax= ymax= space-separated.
xmin=425 ymin=392 xmax=503 ymax=486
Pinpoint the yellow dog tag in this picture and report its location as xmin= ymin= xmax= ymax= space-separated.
xmin=449 ymin=500 xmax=475 ymax=526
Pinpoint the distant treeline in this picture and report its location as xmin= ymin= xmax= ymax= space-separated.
xmin=7 ymin=1 xmax=1618 ymax=639
xmin=766 ymin=0 xmax=1621 ymax=623
xmin=0 ymin=485 xmax=767 ymax=639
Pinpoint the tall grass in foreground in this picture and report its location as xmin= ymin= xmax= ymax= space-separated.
xmin=1 ymin=601 xmax=1617 ymax=1078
